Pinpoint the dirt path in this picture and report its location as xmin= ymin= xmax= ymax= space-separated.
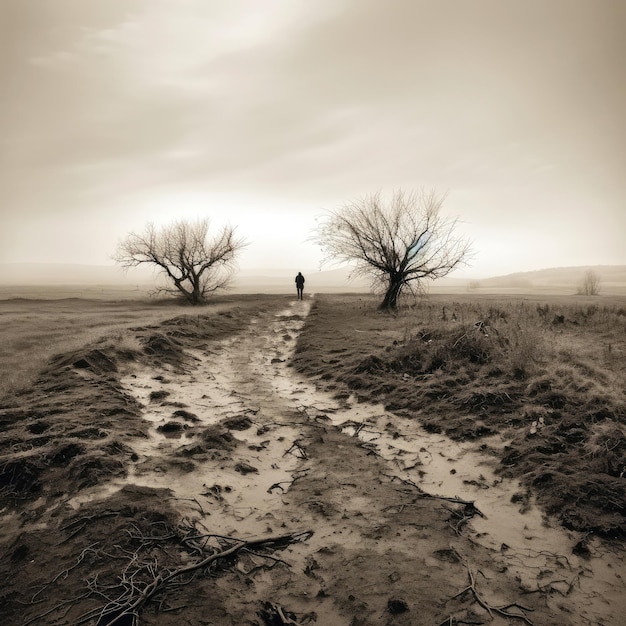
xmin=2 ymin=298 xmax=625 ymax=625
xmin=104 ymin=299 xmax=625 ymax=624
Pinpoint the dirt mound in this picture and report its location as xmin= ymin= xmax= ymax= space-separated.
xmin=0 ymin=341 xmax=145 ymax=507
xmin=68 ymin=452 xmax=126 ymax=489
xmin=49 ymin=348 xmax=119 ymax=374
xmin=172 ymin=409 xmax=199 ymax=422
xmin=501 ymin=420 xmax=626 ymax=535
xmin=141 ymin=332 xmax=185 ymax=364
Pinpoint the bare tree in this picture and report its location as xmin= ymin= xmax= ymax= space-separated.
xmin=577 ymin=269 xmax=601 ymax=296
xmin=315 ymin=189 xmax=471 ymax=310
xmin=114 ymin=219 xmax=246 ymax=305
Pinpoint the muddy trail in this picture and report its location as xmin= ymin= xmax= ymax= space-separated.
xmin=1 ymin=298 xmax=625 ymax=625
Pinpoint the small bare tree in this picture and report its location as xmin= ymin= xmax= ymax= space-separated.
xmin=315 ymin=189 xmax=471 ymax=310
xmin=114 ymin=219 xmax=246 ymax=305
xmin=577 ymin=269 xmax=601 ymax=296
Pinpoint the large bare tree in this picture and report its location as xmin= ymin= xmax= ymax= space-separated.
xmin=114 ymin=219 xmax=246 ymax=305
xmin=316 ymin=189 xmax=471 ymax=310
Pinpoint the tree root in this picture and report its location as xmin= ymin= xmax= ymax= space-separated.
xmin=80 ymin=529 xmax=313 ymax=626
xmin=385 ymin=473 xmax=486 ymax=521
xmin=24 ymin=527 xmax=313 ymax=626
xmin=448 ymin=559 xmax=535 ymax=626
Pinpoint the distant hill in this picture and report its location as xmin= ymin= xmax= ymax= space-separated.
xmin=471 ymin=265 xmax=626 ymax=294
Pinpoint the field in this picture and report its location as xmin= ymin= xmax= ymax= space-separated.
xmin=0 ymin=289 xmax=266 ymax=400
xmin=1 ymin=290 xmax=625 ymax=625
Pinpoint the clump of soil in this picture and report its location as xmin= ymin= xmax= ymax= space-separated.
xmin=150 ymin=389 xmax=170 ymax=402
xmin=200 ymin=425 xmax=236 ymax=450
xmin=156 ymin=421 xmax=188 ymax=435
xmin=224 ymin=414 xmax=253 ymax=430
xmin=172 ymin=409 xmax=199 ymax=422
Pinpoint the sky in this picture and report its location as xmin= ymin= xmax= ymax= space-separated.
xmin=1 ymin=0 xmax=624 ymax=279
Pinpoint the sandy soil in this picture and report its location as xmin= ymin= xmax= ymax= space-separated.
xmin=1 ymin=297 xmax=625 ymax=625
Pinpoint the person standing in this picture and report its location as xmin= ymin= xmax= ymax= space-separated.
xmin=295 ymin=272 xmax=305 ymax=300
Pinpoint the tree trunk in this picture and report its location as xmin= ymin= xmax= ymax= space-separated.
xmin=184 ymin=273 xmax=205 ymax=305
xmin=379 ymin=277 xmax=403 ymax=310
xmin=174 ymin=279 xmax=202 ymax=305
xmin=189 ymin=283 xmax=204 ymax=305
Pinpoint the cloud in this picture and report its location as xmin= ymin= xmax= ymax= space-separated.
xmin=0 ymin=0 xmax=624 ymax=272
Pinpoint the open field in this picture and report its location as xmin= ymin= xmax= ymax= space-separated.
xmin=1 ymin=292 xmax=625 ymax=625
xmin=0 ymin=290 xmax=272 ymax=401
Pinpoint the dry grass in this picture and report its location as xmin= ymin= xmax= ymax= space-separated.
xmin=0 ymin=299 xmax=184 ymax=401
xmin=0 ymin=291 xmax=282 ymax=403
xmin=293 ymin=293 xmax=626 ymax=535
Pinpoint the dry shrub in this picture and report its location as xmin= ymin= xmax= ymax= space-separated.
xmin=96 ymin=331 xmax=144 ymax=361
xmin=504 ymin=324 xmax=544 ymax=378
xmin=391 ymin=318 xmax=544 ymax=379
xmin=585 ymin=422 xmax=626 ymax=477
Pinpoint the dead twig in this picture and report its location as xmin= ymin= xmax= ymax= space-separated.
xmin=268 ymin=469 xmax=309 ymax=494
xmin=284 ymin=440 xmax=308 ymax=459
xmin=259 ymin=600 xmax=315 ymax=625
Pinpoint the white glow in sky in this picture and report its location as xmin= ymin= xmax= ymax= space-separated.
xmin=1 ymin=0 xmax=624 ymax=278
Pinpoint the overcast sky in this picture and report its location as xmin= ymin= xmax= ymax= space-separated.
xmin=1 ymin=0 xmax=624 ymax=278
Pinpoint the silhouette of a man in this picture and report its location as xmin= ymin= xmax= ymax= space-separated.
xmin=295 ymin=272 xmax=305 ymax=300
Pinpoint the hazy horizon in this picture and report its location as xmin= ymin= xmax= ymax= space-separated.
xmin=2 ymin=1 xmax=625 ymax=278
xmin=1 ymin=259 xmax=624 ymax=287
